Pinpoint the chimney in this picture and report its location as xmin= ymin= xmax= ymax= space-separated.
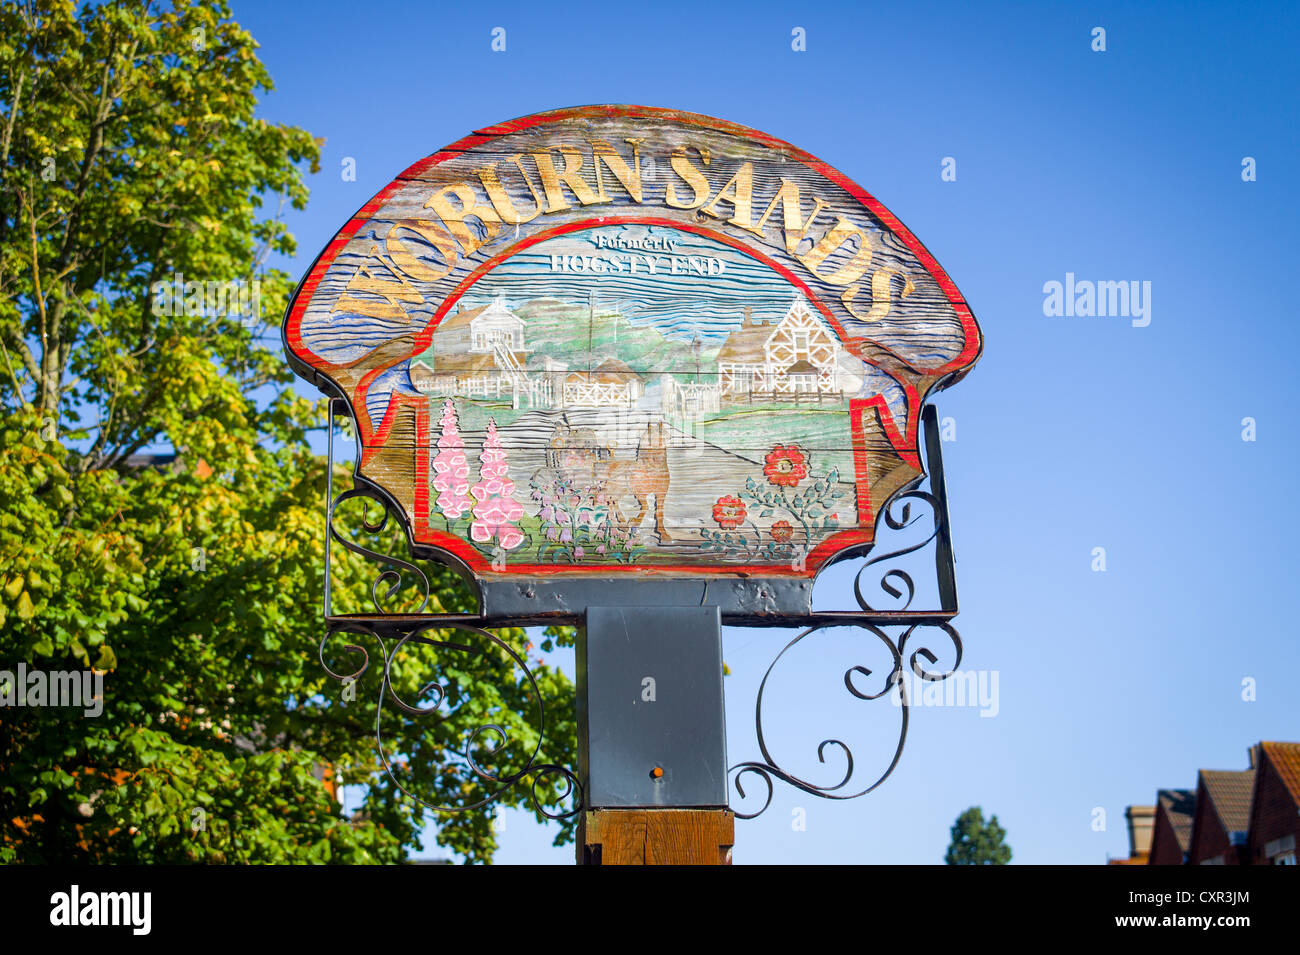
xmin=1125 ymin=805 xmax=1156 ymax=859
xmin=743 ymin=306 xmax=752 ymax=327
xmin=1248 ymin=743 xmax=1261 ymax=768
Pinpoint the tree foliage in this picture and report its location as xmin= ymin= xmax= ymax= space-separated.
xmin=0 ymin=0 xmax=576 ymax=864
xmin=944 ymin=806 xmax=1012 ymax=865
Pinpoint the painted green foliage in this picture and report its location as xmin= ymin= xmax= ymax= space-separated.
xmin=0 ymin=0 xmax=575 ymax=864
xmin=700 ymin=445 xmax=843 ymax=563
xmin=529 ymin=468 xmax=645 ymax=565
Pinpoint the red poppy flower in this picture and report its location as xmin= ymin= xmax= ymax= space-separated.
xmin=764 ymin=445 xmax=808 ymax=487
xmin=769 ymin=520 xmax=794 ymax=543
xmin=712 ymin=495 xmax=746 ymax=530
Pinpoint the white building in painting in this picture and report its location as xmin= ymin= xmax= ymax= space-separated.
xmin=716 ymin=297 xmax=862 ymax=401
xmin=409 ymin=300 xmax=535 ymax=402
xmin=407 ymin=295 xmax=864 ymax=413
xmin=563 ymin=358 xmax=643 ymax=409
xmin=409 ymin=299 xmax=635 ymax=409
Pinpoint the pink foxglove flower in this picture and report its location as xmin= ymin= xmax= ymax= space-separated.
xmin=432 ymin=400 xmax=472 ymax=521
xmin=470 ymin=419 xmax=526 ymax=551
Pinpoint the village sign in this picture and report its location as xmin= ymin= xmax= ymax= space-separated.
xmin=283 ymin=106 xmax=982 ymax=848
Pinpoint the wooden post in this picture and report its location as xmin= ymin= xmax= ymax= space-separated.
xmin=578 ymin=809 xmax=734 ymax=865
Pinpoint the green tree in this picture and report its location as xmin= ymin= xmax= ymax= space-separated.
xmin=0 ymin=0 xmax=575 ymax=864
xmin=944 ymin=806 xmax=1011 ymax=865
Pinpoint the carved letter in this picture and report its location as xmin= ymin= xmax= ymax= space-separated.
xmin=478 ymin=159 xmax=545 ymax=226
xmin=530 ymin=145 xmax=604 ymax=212
xmin=798 ymin=217 xmax=876 ymax=286
xmin=424 ymin=182 xmax=503 ymax=256
xmin=663 ymin=145 xmax=712 ymax=209
xmin=589 ymin=138 xmax=644 ymax=203
xmin=751 ymin=178 xmax=827 ymax=255
xmin=385 ymin=219 xmax=458 ymax=282
xmin=332 ymin=244 xmax=423 ymax=321
xmin=701 ymin=161 xmax=755 ymax=229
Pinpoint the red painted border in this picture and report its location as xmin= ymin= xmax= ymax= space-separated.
xmin=285 ymin=106 xmax=977 ymax=578
xmin=398 ymin=218 xmax=897 ymax=570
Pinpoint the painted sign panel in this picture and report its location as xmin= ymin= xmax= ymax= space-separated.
xmin=283 ymin=106 xmax=982 ymax=580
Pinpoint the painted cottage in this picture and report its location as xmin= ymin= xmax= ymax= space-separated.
xmin=410 ymin=300 xmax=535 ymax=401
xmin=409 ymin=299 xmax=634 ymax=409
xmin=716 ymin=297 xmax=862 ymax=401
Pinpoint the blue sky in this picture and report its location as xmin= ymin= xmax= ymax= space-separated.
xmin=243 ymin=0 xmax=1300 ymax=863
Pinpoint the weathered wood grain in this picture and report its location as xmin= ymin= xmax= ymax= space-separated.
xmin=284 ymin=106 xmax=980 ymax=580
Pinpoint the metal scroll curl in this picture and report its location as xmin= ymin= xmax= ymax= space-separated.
xmin=728 ymin=621 xmax=962 ymax=820
xmin=852 ymin=490 xmax=942 ymax=613
xmin=328 ymin=486 xmax=430 ymax=615
xmin=319 ymin=621 xmax=584 ymax=820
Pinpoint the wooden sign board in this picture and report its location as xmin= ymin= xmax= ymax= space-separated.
xmin=284 ymin=106 xmax=982 ymax=582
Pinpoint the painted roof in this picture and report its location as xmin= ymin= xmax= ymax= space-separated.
xmin=427 ymin=352 xmax=500 ymax=376
xmin=593 ymin=357 xmax=642 ymax=381
xmin=437 ymin=299 xmax=525 ymax=331
xmin=436 ymin=303 xmax=491 ymax=330
xmin=472 ymin=299 xmax=525 ymax=326
xmin=716 ymin=297 xmax=830 ymax=364
xmin=716 ymin=320 xmax=774 ymax=364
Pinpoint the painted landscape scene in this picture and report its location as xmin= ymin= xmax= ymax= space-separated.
xmin=404 ymin=227 xmax=884 ymax=569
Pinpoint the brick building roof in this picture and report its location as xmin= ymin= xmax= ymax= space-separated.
xmin=1260 ymin=741 xmax=1300 ymax=804
xmin=1200 ymin=769 xmax=1256 ymax=836
xmin=1156 ymin=789 xmax=1196 ymax=853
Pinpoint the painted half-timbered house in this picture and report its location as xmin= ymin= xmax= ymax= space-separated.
xmin=717 ymin=298 xmax=859 ymax=401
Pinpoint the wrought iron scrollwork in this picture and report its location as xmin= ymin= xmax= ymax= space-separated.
xmin=318 ymin=620 xmax=583 ymax=820
xmin=320 ymin=401 xmax=582 ymax=820
xmin=728 ymin=404 xmax=963 ymax=818
xmin=319 ymin=400 xmax=963 ymax=823
xmin=328 ymin=486 xmax=430 ymax=615
xmin=728 ymin=621 xmax=962 ymax=820
xmin=853 ymin=490 xmax=943 ymax=613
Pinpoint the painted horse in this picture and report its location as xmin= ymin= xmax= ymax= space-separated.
xmin=543 ymin=418 xmax=673 ymax=542
xmin=603 ymin=421 xmax=672 ymax=542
